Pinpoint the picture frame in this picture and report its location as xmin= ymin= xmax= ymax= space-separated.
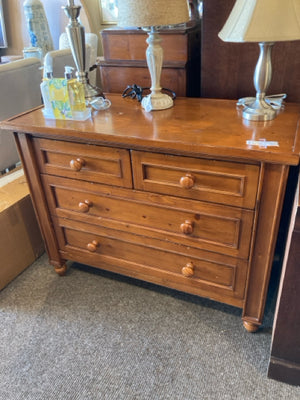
xmin=99 ymin=0 xmax=118 ymax=25
xmin=0 ymin=0 xmax=8 ymax=48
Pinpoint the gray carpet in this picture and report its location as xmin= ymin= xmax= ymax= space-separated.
xmin=0 ymin=253 xmax=299 ymax=400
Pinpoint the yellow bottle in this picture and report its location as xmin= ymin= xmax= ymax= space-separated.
xmin=48 ymin=78 xmax=72 ymax=120
xmin=64 ymin=66 xmax=87 ymax=118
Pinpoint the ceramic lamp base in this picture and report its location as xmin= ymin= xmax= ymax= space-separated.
xmin=142 ymin=93 xmax=173 ymax=112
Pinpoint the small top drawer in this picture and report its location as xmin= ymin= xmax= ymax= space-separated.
xmin=33 ymin=138 xmax=132 ymax=188
xmin=131 ymin=151 xmax=260 ymax=209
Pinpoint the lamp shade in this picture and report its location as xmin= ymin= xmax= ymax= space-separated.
xmin=219 ymin=0 xmax=300 ymax=42
xmin=118 ymin=0 xmax=189 ymax=28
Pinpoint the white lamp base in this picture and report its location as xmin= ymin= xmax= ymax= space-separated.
xmin=141 ymin=93 xmax=173 ymax=112
xmin=141 ymin=28 xmax=175 ymax=112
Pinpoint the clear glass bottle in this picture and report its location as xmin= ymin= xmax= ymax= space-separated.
xmin=64 ymin=66 xmax=87 ymax=117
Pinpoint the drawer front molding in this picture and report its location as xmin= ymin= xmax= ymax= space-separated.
xmin=54 ymin=217 xmax=248 ymax=307
xmin=42 ymin=174 xmax=254 ymax=259
xmin=132 ymin=151 xmax=260 ymax=208
xmin=33 ymin=138 xmax=133 ymax=188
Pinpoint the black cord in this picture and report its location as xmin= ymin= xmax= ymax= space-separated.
xmin=122 ymin=84 xmax=176 ymax=102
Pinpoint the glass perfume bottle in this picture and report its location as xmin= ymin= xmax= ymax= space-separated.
xmin=64 ymin=66 xmax=87 ymax=118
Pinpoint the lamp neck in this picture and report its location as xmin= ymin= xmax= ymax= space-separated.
xmin=254 ymin=42 xmax=274 ymax=97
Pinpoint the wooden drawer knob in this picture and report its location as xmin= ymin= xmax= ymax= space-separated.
xmin=87 ymin=240 xmax=99 ymax=252
xmin=70 ymin=157 xmax=85 ymax=171
xmin=180 ymin=220 xmax=194 ymax=235
xmin=78 ymin=200 xmax=93 ymax=213
xmin=181 ymin=262 xmax=194 ymax=277
xmin=180 ymin=174 xmax=195 ymax=189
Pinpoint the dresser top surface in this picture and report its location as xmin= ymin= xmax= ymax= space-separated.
xmin=2 ymin=95 xmax=300 ymax=165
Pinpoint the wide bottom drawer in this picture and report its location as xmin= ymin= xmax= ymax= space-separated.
xmin=42 ymin=175 xmax=254 ymax=259
xmin=54 ymin=217 xmax=248 ymax=307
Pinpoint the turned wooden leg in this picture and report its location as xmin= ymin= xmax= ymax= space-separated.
xmin=54 ymin=264 xmax=67 ymax=276
xmin=243 ymin=320 xmax=260 ymax=333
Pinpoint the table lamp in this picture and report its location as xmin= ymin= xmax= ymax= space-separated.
xmin=118 ymin=0 xmax=189 ymax=112
xmin=218 ymin=0 xmax=300 ymax=121
xmin=63 ymin=0 xmax=104 ymax=102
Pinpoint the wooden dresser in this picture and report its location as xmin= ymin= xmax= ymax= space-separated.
xmin=2 ymin=95 xmax=300 ymax=332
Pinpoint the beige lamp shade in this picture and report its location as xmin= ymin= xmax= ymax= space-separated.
xmin=118 ymin=0 xmax=190 ymax=28
xmin=219 ymin=0 xmax=300 ymax=42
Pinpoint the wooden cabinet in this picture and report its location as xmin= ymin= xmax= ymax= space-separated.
xmin=99 ymin=24 xmax=201 ymax=97
xmin=2 ymin=95 xmax=300 ymax=332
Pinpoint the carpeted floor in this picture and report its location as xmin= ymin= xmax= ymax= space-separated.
xmin=0 ymin=253 xmax=299 ymax=400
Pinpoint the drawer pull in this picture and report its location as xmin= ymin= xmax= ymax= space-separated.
xmin=78 ymin=200 xmax=93 ymax=213
xmin=181 ymin=262 xmax=194 ymax=277
xmin=70 ymin=157 xmax=85 ymax=171
xmin=180 ymin=174 xmax=195 ymax=189
xmin=87 ymin=240 xmax=100 ymax=252
xmin=180 ymin=220 xmax=194 ymax=235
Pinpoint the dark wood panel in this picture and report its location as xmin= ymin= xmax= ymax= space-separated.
xmin=201 ymin=0 xmax=300 ymax=102
xmin=268 ymin=190 xmax=300 ymax=385
xmin=100 ymin=64 xmax=187 ymax=96
xmin=101 ymin=28 xmax=189 ymax=62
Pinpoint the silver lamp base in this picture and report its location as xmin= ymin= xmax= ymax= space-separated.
xmin=240 ymin=97 xmax=277 ymax=121
xmin=76 ymin=71 xmax=104 ymax=102
xmin=239 ymin=42 xmax=278 ymax=121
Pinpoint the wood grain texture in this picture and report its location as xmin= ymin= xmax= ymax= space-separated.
xmin=41 ymin=174 xmax=254 ymax=259
xmin=2 ymin=96 xmax=300 ymax=165
xmin=99 ymin=64 xmax=187 ymax=97
xmin=33 ymin=138 xmax=133 ymax=188
xmin=242 ymin=163 xmax=289 ymax=329
xmin=2 ymin=96 xmax=300 ymax=331
xmin=54 ymin=216 xmax=248 ymax=307
xmin=131 ymin=150 xmax=260 ymax=208
xmin=101 ymin=28 xmax=189 ymax=62
xmin=14 ymin=133 xmax=64 ymax=270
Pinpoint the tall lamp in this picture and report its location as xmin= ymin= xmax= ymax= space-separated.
xmin=63 ymin=0 xmax=104 ymax=102
xmin=218 ymin=0 xmax=300 ymax=121
xmin=118 ymin=0 xmax=189 ymax=112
